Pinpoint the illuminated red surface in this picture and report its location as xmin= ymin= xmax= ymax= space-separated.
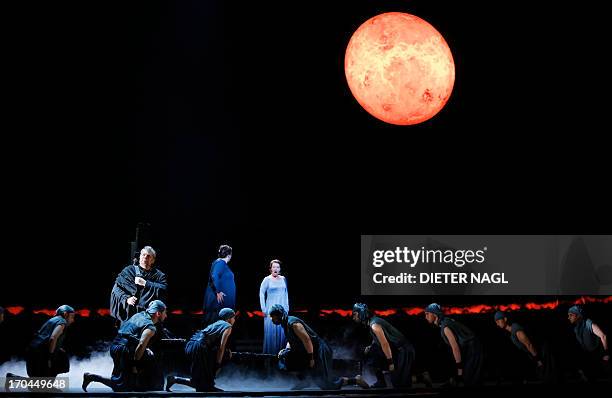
xmin=6 ymin=296 xmax=611 ymax=319
xmin=5 ymin=306 xmax=25 ymax=315
xmin=345 ymin=12 xmax=455 ymax=125
xmin=76 ymin=309 xmax=90 ymax=317
xmin=96 ymin=309 xmax=111 ymax=317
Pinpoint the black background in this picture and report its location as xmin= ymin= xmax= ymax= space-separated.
xmin=2 ymin=0 xmax=611 ymax=312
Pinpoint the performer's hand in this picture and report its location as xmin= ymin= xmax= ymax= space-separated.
xmin=388 ymin=363 xmax=395 ymax=372
xmin=455 ymin=374 xmax=464 ymax=386
xmin=603 ymin=354 xmax=610 ymax=361
xmin=309 ymin=359 xmax=315 ymax=368
xmin=537 ymin=360 xmax=543 ymax=367
xmin=216 ymin=291 xmax=226 ymax=303
xmin=127 ymin=296 xmax=137 ymax=306
xmin=135 ymin=277 xmax=147 ymax=287
xmin=132 ymin=366 xmax=139 ymax=374
xmin=278 ymin=348 xmax=289 ymax=359
xmin=363 ymin=345 xmax=371 ymax=355
xmin=457 ymin=368 xmax=463 ymax=376
xmin=47 ymin=359 xmax=52 ymax=368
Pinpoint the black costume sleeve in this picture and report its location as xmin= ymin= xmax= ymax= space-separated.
xmin=110 ymin=266 xmax=136 ymax=321
xmin=139 ymin=271 xmax=168 ymax=304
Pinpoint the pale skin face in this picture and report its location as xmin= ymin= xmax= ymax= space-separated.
xmin=352 ymin=312 xmax=360 ymax=323
xmin=139 ymin=250 xmax=156 ymax=270
xmin=568 ymin=313 xmax=579 ymax=324
xmin=270 ymin=263 xmax=281 ymax=277
xmin=495 ymin=318 xmax=509 ymax=329
xmin=157 ymin=309 xmax=168 ymax=323
xmin=425 ymin=312 xmax=438 ymax=325
xmin=64 ymin=312 xmax=75 ymax=326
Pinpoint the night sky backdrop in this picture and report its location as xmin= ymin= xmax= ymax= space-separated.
xmin=2 ymin=0 xmax=610 ymax=311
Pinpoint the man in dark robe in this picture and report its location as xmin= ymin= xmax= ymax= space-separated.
xmin=166 ymin=308 xmax=236 ymax=392
xmin=82 ymin=300 xmax=168 ymax=392
xmin=111 ymin=246 xmax=168 ymax=324
xmin=567 ymin=305 xmax=610 ymax=381
xmin=494 ymin=311 xmax=559 ymax=383
xmin=5 ymin=305 xmax=75 ymax=386
xmin=424 ymin=303 xmax=484 ymax=386
xmin=353 ymin=303 xmax=415 ymax=388
xmin=269 ymin=304 xmax=341 ymax=390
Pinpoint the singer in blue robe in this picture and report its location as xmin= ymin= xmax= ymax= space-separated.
xmin=203 ymin=245 xmax=235 ymax=325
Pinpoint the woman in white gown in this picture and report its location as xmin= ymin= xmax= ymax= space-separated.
xmin=259 ymin=259 xmax=289 ymax=354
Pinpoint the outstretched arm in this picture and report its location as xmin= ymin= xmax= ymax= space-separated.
xmin=48 ymin=324 xmax=65 ymax=356
xmin=218 ymin=327 xmax=233 ymax=364
xmin=135 ymin=328 xmax=155 ymax=361
xmin=443 ymin=327 xmax=463 ymax=375
xmin=592 ymin=322 xmax=609 ymax=360
xmin=292 ymin=323 xmax=314 ymax=367
xmin=371 ymin=323 xmax=394 ymax=371
xmin=516 ymin=330 xmax=538 ymax=357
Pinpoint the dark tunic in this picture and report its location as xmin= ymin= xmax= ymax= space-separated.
xmin=281 ymin=316 xmax=337 ymax=389
xmin=202 ymin=259 xmax=236 ymax=325
xmin=110 ymin=265 xmax=168 ymax=323
xmin=368 ymin=316 xmax=415 ymax=388
xmin=507 ymin=323 xmax=559 ymax=383
xmin=572 ymin=318 xmax=610 ymax=381
xmin=574 ymin=319 xmax=602 ymax=353
xmin=439 ymin=317 xmax=483 ymax=386
xmin=185 ymin=320 xmax=232 ymax=391
xmin=26 ymin=316 xmax=69 ymax=377
xmin=109 ymin=312 xmax=158 ymax=392
xmin=510 ymin=323 xmax=530 ymax=354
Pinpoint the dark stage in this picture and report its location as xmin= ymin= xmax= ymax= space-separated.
xmin=2 ymin=0 xmax=612 ymax=396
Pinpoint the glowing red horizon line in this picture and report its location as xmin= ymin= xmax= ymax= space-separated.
xmin=5 ymin=296 xmax=611 ymax=317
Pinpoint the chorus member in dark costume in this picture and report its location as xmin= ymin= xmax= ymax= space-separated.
xmin=5 ymin=305 xmax=75 ymax=383
xmin=494 ymin=311 xmax=558 ymax=383
xmin=567 ymin=305 xmax=610 ymax=381
xmin=110 ymin=246 xmax=168 ymax=324
xmin=424 ymin=303 xmax=484 ymax=386
xmin=269 ymin=304 xmax=341 ymax=390
xmin=352 ymin=303 xmax=414 ymax=388
xmin=203 ymin=244 xmax=235 ymax=325
xmin=165 ymin=308 xmax=236 ymax=392
xmin=259 ymin=259 xmax=289 ymax=355
xmin=82 ymin=300 xmax=168 ymax=392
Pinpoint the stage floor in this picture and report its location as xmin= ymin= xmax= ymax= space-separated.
xmin=2 ymin=381 xmax=611 ymax=397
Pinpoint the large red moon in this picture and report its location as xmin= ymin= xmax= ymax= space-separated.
xmin=345 ymin=12 xmax=455 ymax=125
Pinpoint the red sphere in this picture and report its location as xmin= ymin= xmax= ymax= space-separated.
xmin=345 ymin=12 xmax=455 ymax=125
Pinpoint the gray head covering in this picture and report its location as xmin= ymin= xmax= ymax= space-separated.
xmin=494 ymin=311 xmax=506 ymax=321
xmin=424 ymin=303 xmax=444 ymax=317
xmin=218 ymin=308 xmax=236 ymax=321
xmin=352 ymin=303 xmax=371 ymax=324
xmin=55 ymin=305 xmax=75 ymax=316
xmin=146 ymin=300 xmax=167 ymax=314
xmin=568 ymin=305 xmax=584 ymax=317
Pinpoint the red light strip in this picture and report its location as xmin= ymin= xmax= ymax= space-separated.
xmin=4 ymin=296 xmax=611 ymax=318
